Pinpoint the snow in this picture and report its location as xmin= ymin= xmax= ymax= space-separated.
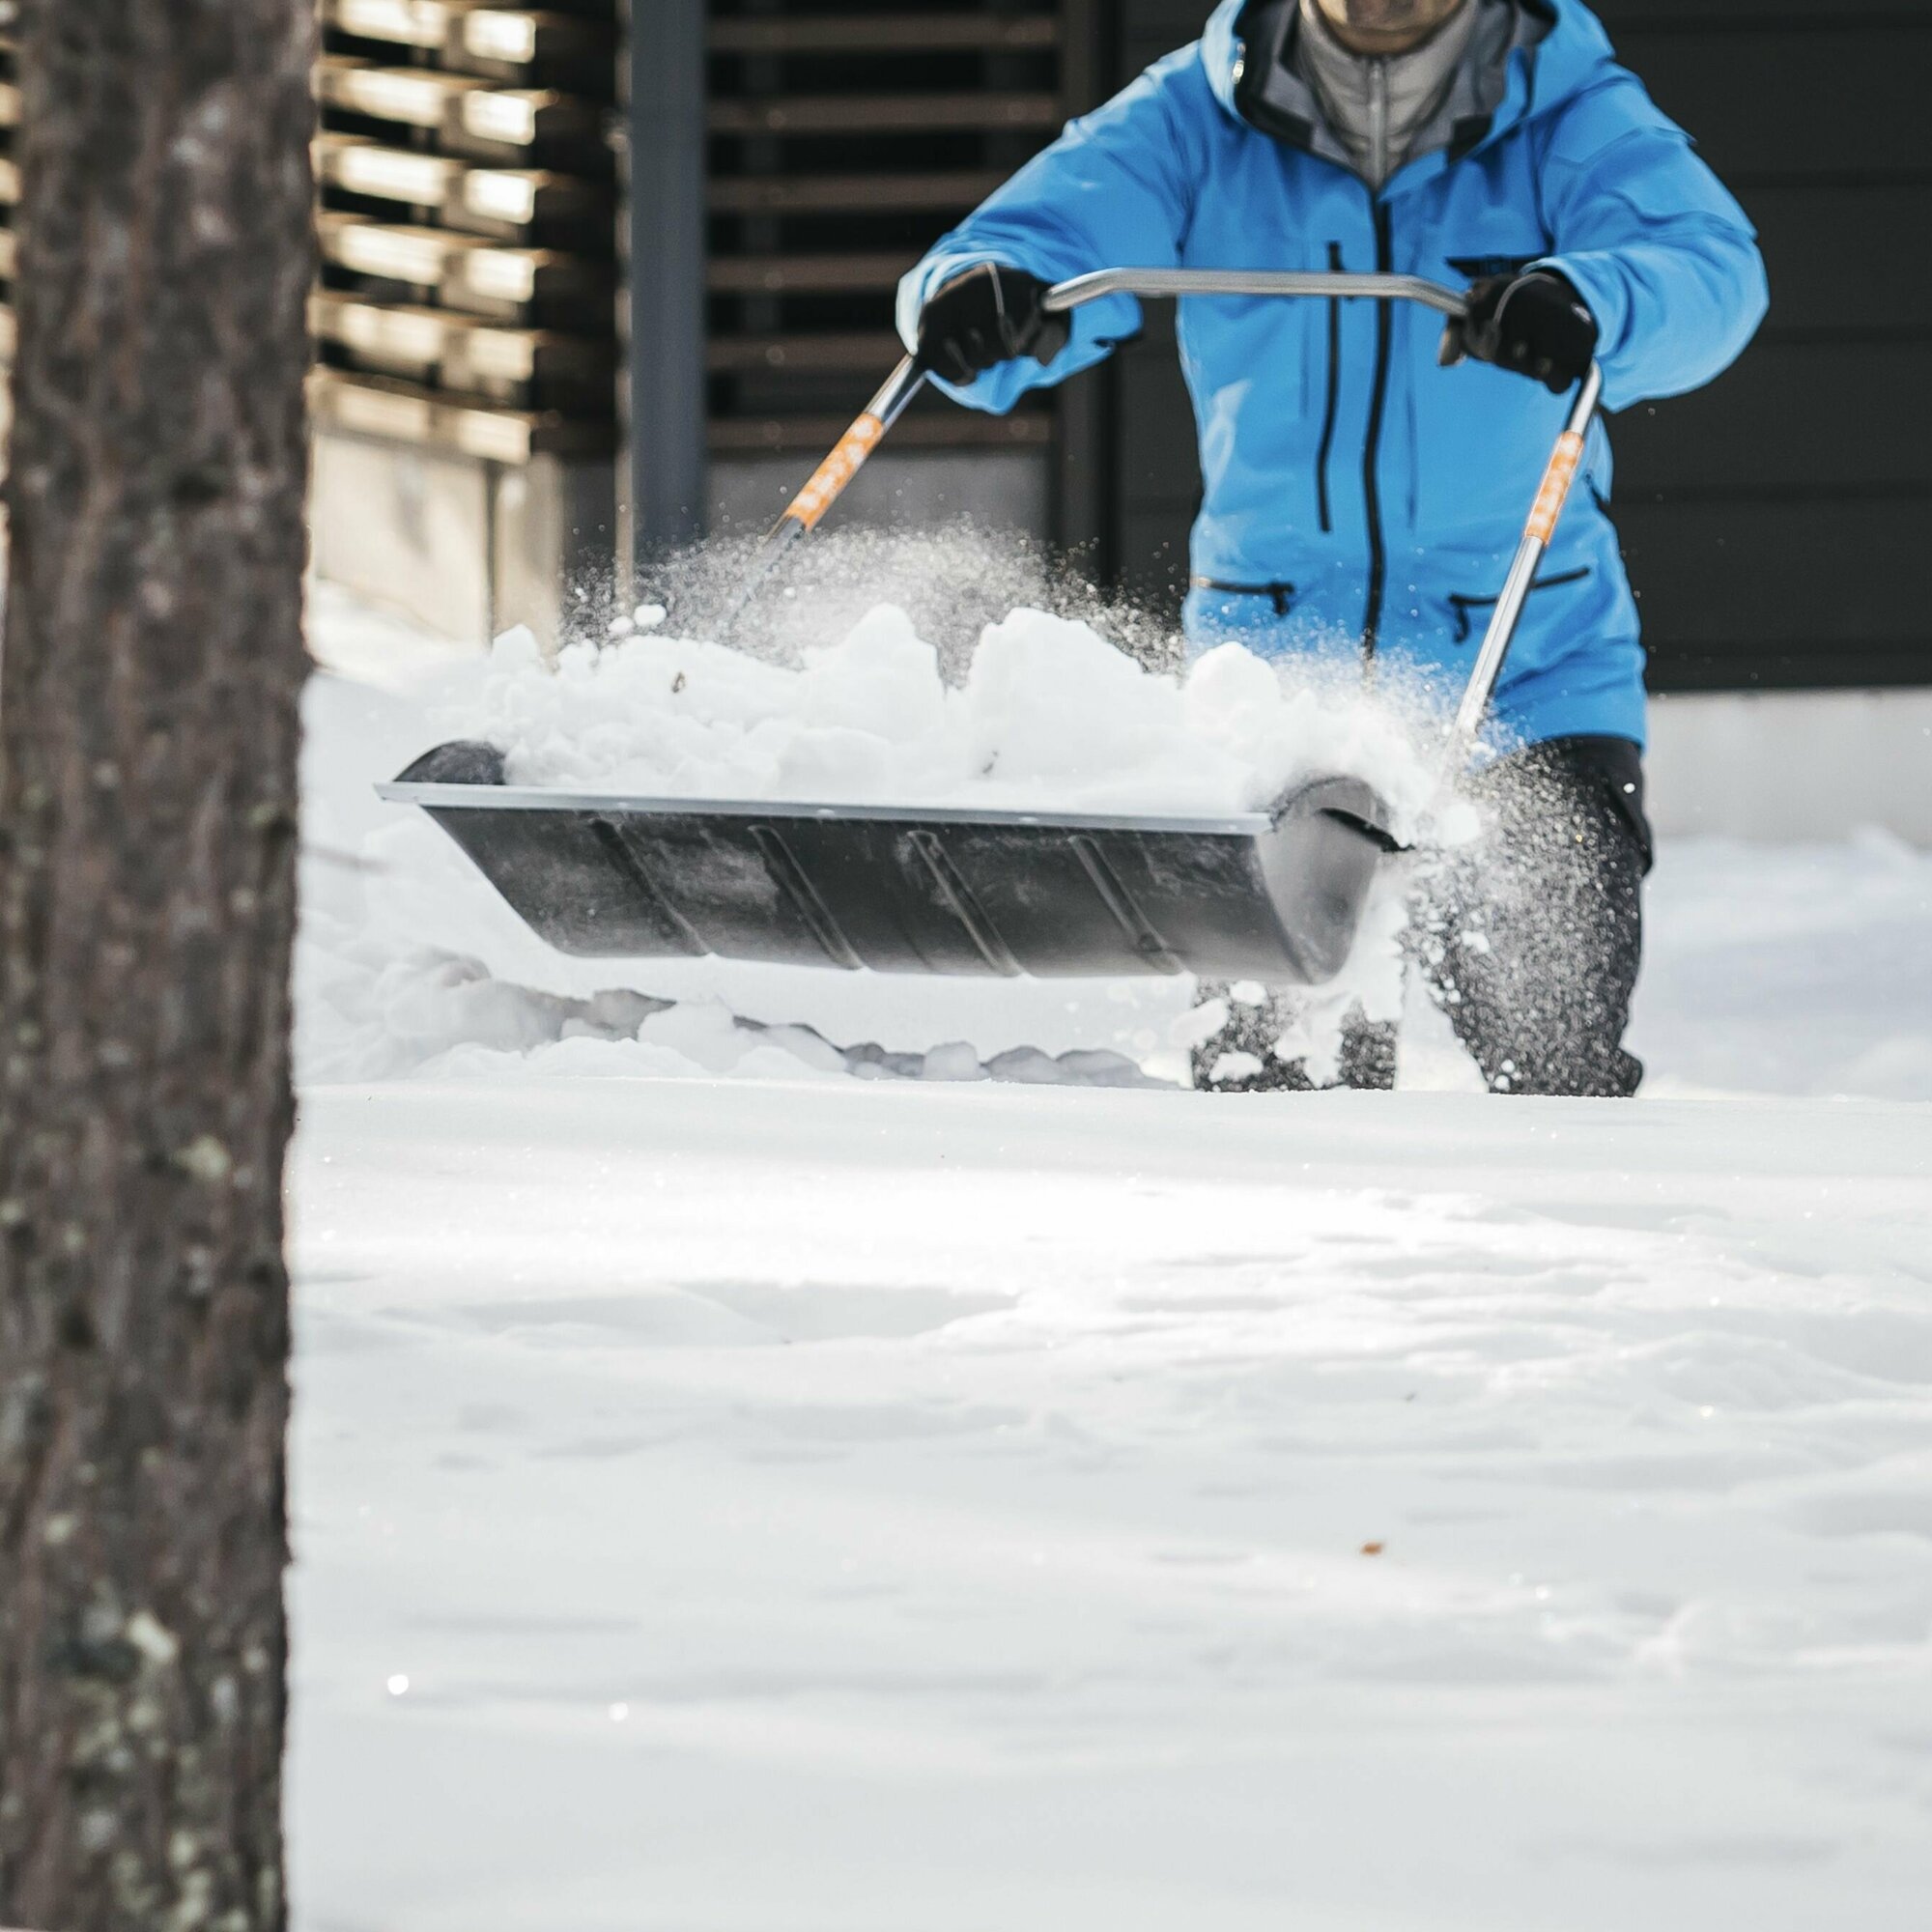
xmin=448 ymin=602 xmax=1448 ymax=830
xmin=302 ymin=598 xmax=1466 ymax=1087
xmin=290 ymin=592 xmax=1932 ymax=1931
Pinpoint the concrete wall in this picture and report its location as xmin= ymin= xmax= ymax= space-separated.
xmin=1648 ymin=689 xmax=1932 ymax=846
xmin=311 ymin=430 xmax=616 ymax=653
xmin=709 ymin=449 xmax=1052 ymax=541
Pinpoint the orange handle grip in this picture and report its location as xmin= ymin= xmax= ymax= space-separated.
xmin=783 ymin=412 xmax=887 ymax=531
xmin=1525 ymin=430 xmax=1587 ymax=546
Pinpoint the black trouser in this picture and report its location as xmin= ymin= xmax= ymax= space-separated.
xmin=1193 ymin=736 xmax=1651 ymax=1098
xmin=1415 ymin=734 xmax=1651 ymax=1098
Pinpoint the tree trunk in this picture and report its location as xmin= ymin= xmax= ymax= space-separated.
xmin=0 ymin=1 xmax=314 ymax=1926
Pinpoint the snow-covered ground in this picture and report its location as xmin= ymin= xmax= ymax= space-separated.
xmin=291 ymin=587 xmax=1932 ymax=1930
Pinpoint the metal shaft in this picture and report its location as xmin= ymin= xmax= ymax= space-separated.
xmin=714 ymin=355 xmax=926 ymax=639
xmin=712 ymin=271 xmax=1472 ymax=635
xmin=1452 ymin=363 xmax=1606 ymax=743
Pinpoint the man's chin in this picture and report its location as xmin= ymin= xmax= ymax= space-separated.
xmin=1313 ymin=0 xmax=1471 ymax=57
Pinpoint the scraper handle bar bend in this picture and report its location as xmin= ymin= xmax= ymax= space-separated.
xmin=728 ymin=270 xmax=1604 ymax=740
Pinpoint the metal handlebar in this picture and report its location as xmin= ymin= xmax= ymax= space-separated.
xmin=1453 ymin=360 xmax=1604 ymax=741
xmin=1043 ymin=268 xmax=1470 ymax=319
xmin=720 ymin=270 xmax=1602 ymax=749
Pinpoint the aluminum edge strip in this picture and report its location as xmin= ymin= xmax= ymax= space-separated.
xmin=375 ymin=781 xmax=1278 ymax=838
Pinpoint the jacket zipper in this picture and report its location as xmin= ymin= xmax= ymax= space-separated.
xmin=1449 ymin=567 xmax=1591 ymax=644
xmin=1360 ymin=197 xmax=1394 ymax=661
xmin=1317 ymin=241 xmax=1343 ymax=533
xmin=1367 ymin=59 xmax=1389 ymax=188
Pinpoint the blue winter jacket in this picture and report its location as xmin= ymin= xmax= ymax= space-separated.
xmin=896 ymin=0 xmax=1768 ymax=749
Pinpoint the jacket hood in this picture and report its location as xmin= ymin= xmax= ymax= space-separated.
xmin=1201 ymin=0 xmax=1618 ymax=147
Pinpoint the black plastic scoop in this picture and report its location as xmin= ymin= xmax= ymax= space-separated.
xmin=379 ymin=741 xmax=1393 ymax=984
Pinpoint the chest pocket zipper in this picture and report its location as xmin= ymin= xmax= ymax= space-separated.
xmin=1193 ymin=578 xmax=1298 ymax=618
xmin=1448 ymin=566 xmax=1591 ymax=644
xmin=1317 ymin=242 xmax=1344 ymax=533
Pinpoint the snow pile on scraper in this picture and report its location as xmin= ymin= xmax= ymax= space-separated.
xmin=381 ymin=605 xmax=1456 ymax=987
xmin=379 ymin=269 xmax=1587 ymax=991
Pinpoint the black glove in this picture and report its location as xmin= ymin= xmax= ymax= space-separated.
xmin=915 ymin=264 xmax=1070 ymax=384
xmin=1441 ymin=270 xmax=1599 ymax=394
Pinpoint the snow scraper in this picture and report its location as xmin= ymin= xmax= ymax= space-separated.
xmin=383 ymin=270 xmax=1603 ymax=985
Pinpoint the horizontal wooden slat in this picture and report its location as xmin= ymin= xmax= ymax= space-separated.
xmin=318 ymin=58 xmax=603 ymax=156
xmin=707 ymin=332 xmax=903 ymax=375
xmin=0 ymin=156 xmax=17 ymax=206
xmin=708 ymin=14 xmax=1059 ymax=55
xmin=1613 ymin=343 xmax=1932 ymax=496
xmin=708 ymin=93 xmax=1061 ymax=136
xmin=319 ymin=212 xmax=484 ymax=283
xmin=1649 ymin=643 xmax=1932 ymax=696
xmin=709 ymin=411 xmax=1052 ymax=454
xmin=320 ymin=56 xmax=489 ymax=124
xmin=458 ymin=5 xmax=609 ymax=71
xmin=312 ymin=290 xmax=611 ymax=402
xmin=315 ymin=131 xmax=606 ymax=237
xmin=709 ymin=170 xmax=1003 ymax=215
xmin=0 ymin=228 xmax=15 ymax=281
xmin=1597 ymin=1 xmax=1930 ymax=27
xmin=327 ymin=0 xmax=457 ymax=54
xmin=310 ymin=365 xmax=612 ymax=462
xmin=1619 ymin=496 xmax=1932 ymax=691
xmin=708 ymin=252 xmax=913 ymax=295
xmin=1619 ymin=26 xmax=1932 ymax=183
xmin=1747 ymin=181 xmax=1932 ymax=337
xmin=319 ymin=211 xmax=610 ymax=320
xmin=324 ymin=0 xmax=613 ymax=76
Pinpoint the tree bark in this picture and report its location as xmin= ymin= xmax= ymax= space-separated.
xmin=0 ymin=2 xmax=314 ymax=1926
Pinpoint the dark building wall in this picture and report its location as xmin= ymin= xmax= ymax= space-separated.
xmin=1094 ymin=0 xmax=1932 ymax=693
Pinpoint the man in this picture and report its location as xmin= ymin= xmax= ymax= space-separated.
xmin=898 ymin=0 xmax=1767 ymax=1097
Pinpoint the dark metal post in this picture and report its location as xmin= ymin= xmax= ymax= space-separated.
xmin=1054 ymin=0 xmax=1115 ymax=578
xmin=625 ymin=0 xmax=708 ymax=572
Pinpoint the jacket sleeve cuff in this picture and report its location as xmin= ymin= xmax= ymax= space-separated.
xmin=895 ymin=252 xmax=1140 ymax=412
xmin=895 ymin=251 xmax=997 ymax=355
xmin=1531 ymin=252 xmax=1631 ymax=390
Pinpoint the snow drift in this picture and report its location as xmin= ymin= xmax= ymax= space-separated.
xmin=300 ymin=587 xmax=1932 ymax=1102
xmin=452 ymin=603 xmax=1451 ymax=838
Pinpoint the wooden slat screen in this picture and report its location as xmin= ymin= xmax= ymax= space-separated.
xmin=705 ymin=1 xmax=1079 ymax=456
xmin=313 ymin=0 xmax=618 ymax=462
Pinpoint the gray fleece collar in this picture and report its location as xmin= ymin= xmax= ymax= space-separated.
xmin=1235 ymin=0 xmax=1553 ymax=182
xmin=1294 ymin=0 xmax=1486 ymax=189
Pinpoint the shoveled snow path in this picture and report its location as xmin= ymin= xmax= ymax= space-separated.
xmin=289 ymin=1076 xmax=1932 ymax=1932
